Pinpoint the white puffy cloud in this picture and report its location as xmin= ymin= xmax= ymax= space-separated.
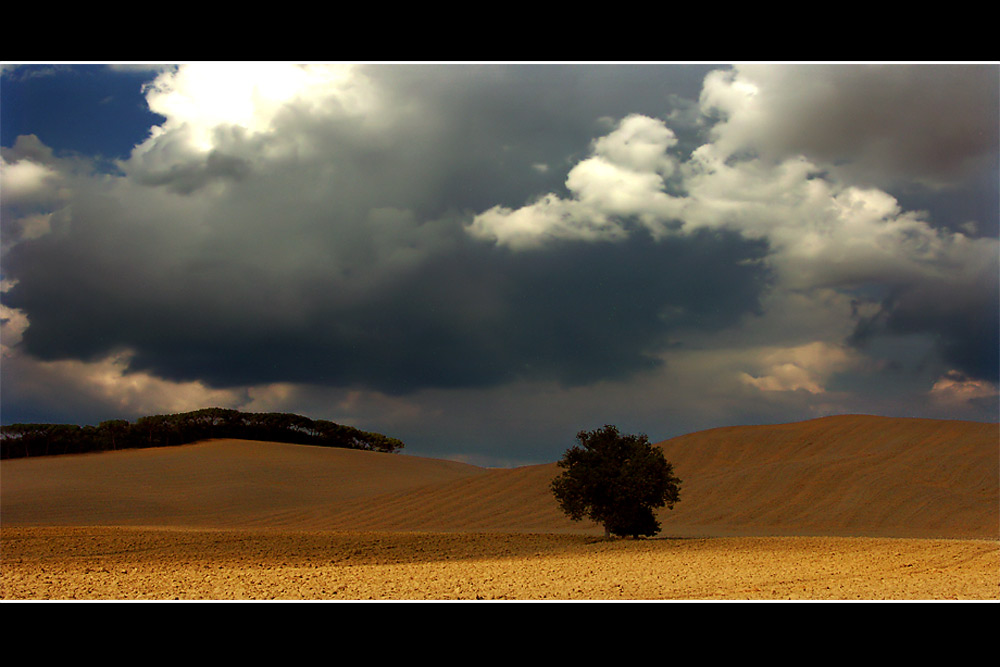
xmin=467 ymin=195 xmax=623 ymax=250
xmin=135 ymin=63 xmax=378 ymax=154
xmin=1 ymin=156 xmax=60 ymax=205
xmin=564 ymin=156 xmax=682 ymax=232
xmin=591 ymin=113 xmax=679 ymax=175
xmin=680 ymin=144 xmax=998 ymax=292
xmin=123 ymin=64 xmax=388 ymax=192
xmin=1 ymin=139 xmax=72 ymax=249
xmin=468 ymin=114 xmax=686 ymax=248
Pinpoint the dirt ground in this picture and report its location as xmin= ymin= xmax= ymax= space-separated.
xmin=2 ymin=526 xmax=996 ymax=601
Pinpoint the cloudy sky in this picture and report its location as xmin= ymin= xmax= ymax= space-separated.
xmin=2 ymin=62 xmax=997 ymax=466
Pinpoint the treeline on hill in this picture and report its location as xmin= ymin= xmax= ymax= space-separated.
xmin=0 ymin=408 xmax=404 ymax=459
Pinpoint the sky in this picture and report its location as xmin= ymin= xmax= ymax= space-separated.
xmin=1 ymin=62 xmax=998 ymax=466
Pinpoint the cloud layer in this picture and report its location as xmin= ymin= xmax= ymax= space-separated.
xmin=2 ymin=63 xmax=996 ymax=463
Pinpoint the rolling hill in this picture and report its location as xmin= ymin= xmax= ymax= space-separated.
xmin=2 ymin=415 xmax=996 ymax=539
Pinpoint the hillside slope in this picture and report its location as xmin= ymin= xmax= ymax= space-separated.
xmin=2 ymin=415 xmax=996 ymax=539
xmin=655 ymin=415 xmax=998 ymax=539
xmin=0 ymin=440 xmax=488 ymax=529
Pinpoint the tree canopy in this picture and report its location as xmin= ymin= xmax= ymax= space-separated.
xmin=0 ymin=408 xmax=404 ymax=459
xmin=551 ymin=424 xmax=681 ymax=538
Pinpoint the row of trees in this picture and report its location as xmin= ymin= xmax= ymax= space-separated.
xmin=0 ymin=408 xmax=405 ymax=459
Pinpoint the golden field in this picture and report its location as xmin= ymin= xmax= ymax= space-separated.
xmin=2 ymin=414 xmax=997 ymax=600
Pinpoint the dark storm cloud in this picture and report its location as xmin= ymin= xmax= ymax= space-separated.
xmin=849 ymin=274 xmax=1000 ymax=383
xmin=893 ymin=170 xmax=1000 ymax=238
xmin=133 ymin=149 xmax=253 ymax=194
xmin=4 ymin=199 xmax=771 ymax=393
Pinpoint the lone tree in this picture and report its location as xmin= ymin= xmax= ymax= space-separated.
xmin=551 ymin=425 xmax=682 ymax=538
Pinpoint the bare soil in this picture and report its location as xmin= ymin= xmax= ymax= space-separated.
xmin=2 ymin=526 xmax=996 ymax=600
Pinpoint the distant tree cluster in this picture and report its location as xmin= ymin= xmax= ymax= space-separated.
xmin=0 ymin=408 xmax=404 ymax=459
